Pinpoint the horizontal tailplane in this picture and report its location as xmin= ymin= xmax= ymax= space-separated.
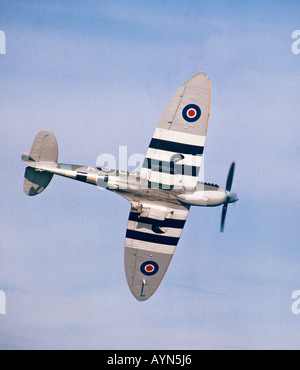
xmin=22 ymin=130 xmax=58 ymax=196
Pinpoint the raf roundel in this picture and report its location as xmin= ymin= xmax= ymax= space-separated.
xmin=182 ymin=104 xmax=201 ymax=123
xmin=140 ymin=261 xmax=159 ymax=276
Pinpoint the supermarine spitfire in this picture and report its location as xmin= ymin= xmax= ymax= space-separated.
xmin=22 ymin=72 xmax=238 ymax=301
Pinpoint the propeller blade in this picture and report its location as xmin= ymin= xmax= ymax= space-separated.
xmin=220 ymin=203 xmax=227 ymax=233
xmin=221 ymin=161 xmax=237 ymax=233
xmin=226 ymin=161 xmax=235 ymax=192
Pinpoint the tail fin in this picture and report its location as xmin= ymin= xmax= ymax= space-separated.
xmin=22 ymin=130 xmax=58 ymax=196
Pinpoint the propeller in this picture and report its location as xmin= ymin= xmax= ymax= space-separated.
xmin=226 ymin=161 xmax=235 ymax=192
xmin=220 ymin=161 xmax=238 ymax=233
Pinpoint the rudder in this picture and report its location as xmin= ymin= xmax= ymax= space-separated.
xmin=23 ymin=130 xmax=58 ymax=196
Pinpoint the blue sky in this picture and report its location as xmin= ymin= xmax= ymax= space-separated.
xmin=0 ymin=0 xmax=300 ymax=349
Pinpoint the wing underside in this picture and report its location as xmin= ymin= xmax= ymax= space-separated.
xmin=140 ymin=72 xmax=211 ymax=191
xmin=125 ymin=202 xmax=190 ymax=301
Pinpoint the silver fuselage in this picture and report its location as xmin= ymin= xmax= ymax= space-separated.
xmin=29 ymin=162 xmax=237 ymax=208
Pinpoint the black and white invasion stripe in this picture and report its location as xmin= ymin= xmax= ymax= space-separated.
xmin=125 ymin=205 xmax=190 ymax=254
xmin=140 ymin=128 xmax=206 ymax=189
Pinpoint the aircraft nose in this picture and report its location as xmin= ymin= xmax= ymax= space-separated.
xmin=226 ymin=191 xmax=238 ymax=204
